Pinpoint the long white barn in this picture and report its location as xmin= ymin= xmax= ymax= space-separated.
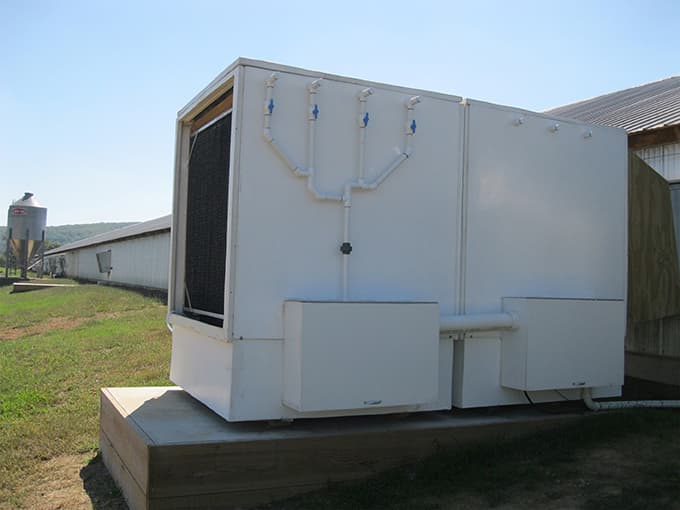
xmin=44 ymin=215 xmax=171 ymax=291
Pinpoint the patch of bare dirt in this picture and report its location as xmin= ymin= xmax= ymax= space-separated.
xmin=0 ymin=317 xmax=86 ymax=341
xmin=1 ymin=312 xmax=123 ymax=341
xmin=434 ymin=431 xmax=680 ymax=510
xmin=14 ymin=454 xmax=127 ymax=510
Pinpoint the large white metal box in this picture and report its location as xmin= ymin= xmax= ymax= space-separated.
xmin=283 ymin=301 xmax=440 ymax=412
xmin=168 ymin=58 xmax=628 ymax=421
xmin=500 ymin=298 xmax=625 ymax=391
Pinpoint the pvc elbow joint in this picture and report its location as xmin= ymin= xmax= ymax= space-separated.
xmin=358 ymin=87 xmax=373 ymax=101
xmin=265 ymin=73 xmax=279 ymax=88
xmin=406 ymin=96 xmax=421 ymax=109
xmin=308 ymin=78 xmax=322 ymax=93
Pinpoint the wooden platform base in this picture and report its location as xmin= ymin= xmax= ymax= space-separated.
xmin=100 ymin=387 xmax=584 ymax=510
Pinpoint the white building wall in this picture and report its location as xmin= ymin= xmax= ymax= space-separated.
xmin=635 ymin=142 xmax=680 ymax=181
xmin=57 ymin=232 xmax=170 ymax=290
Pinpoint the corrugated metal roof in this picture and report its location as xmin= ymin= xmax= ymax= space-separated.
xmin=46 ymin=214 xmax=171 ymax=255
xmin=546 ymin=76 xmax=680 ymax=133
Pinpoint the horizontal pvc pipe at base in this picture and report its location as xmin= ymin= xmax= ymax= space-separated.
xmin=439 ymin=312 xmax=518 ymax=333
xmin=582 ymin=388 xmax=680 ymax=411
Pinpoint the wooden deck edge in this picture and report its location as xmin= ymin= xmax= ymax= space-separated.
xmin=148 ymin=481 xmax=328 ymax=510
xmin=100 ymin=389 xmax=152 ymax=495
xmin=146 ymin=413 xmax=582 ymax=503
xmin=100 ymin=429 xmax=148 ymax=510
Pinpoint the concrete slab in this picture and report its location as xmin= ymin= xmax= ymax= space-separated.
xmin=100 ymin=386 xmax=586 ymax=510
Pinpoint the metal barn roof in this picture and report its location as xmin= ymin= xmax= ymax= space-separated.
xmin=45 ymin=214 xmax=171 ymax=256
xmin=546 ymin=76 xmax=680 ymax=133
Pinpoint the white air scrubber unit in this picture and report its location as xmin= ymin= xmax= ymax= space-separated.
xmin=167 ymin=58 xmax=627 ymax=422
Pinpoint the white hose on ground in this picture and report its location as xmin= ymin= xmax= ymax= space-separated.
xmin=582 ymin=387 xmax=680 ymax=411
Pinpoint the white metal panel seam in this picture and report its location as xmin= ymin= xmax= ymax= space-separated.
xmin=228 ymin=66 xmax=246 ymax=341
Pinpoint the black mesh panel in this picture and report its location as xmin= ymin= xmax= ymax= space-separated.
xmin=184 ymin=113 xmax=231 ymax=322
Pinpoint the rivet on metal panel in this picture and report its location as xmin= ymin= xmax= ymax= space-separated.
xmin=513 ymin=117 xmax=524 ymax=126
xmin=549 ymin=123 xmax=560 ymax=133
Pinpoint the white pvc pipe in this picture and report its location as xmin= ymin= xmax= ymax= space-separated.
xmin=263 ymin=73 xmax=277 ymax=143
xmin=439 ymin=312 xmax=518 ymax=332
xmin=304 ymin=79 xmax=344 ymax=201
xmin=582 ymin=388 xmax=680 ymax=411
xmin=357 ymin=88 xmax=373 ymax=183
xmin=306 ymin=79 xmax=321 ymax=180
xmin=369 ymin=153 xmax=409 ymax=189
xmin=270 ymin=139 xmax=307 ymax=176
xmin=348 ymin=95 xmax=419 ymax=192
xmin=405 ymin=96 xmax=420 ymax=156
xmin=266 ymin=77 xmax=338 ymax=200
xmin=342 ymin=189 xmax=351 ymax=301
xmin=263 ymin=76 xmax=421 ymax=301
xmin=263 ymin=73 xmax=309 ymax=177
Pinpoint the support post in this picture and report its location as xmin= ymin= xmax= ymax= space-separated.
xmin=39 ymin=230 xmax=45 ymax=278
xmin=21 ymin=228 xmax=29 ymax=279
xmin=4 ymin=227 xmax=11 ymax=278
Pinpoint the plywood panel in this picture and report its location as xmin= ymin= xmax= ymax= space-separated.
xmin=626 ymin=317 xmax=662 ymax=355
xmin=626 ymin=314 xmax=680 ymax=359
xmin=627 ymin=153 xmax=680 ymax=322
xmin=661 ymin=315 xmax=680 ymax=358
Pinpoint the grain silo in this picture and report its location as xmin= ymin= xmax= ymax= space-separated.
xmin=5 ymin=192 xmax=47 ymax=278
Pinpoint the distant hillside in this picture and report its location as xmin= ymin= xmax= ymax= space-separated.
xmin=0 ymin=222 xmax=138 ymax=247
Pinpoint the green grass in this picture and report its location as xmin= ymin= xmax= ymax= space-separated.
xmin=0 ymin=283 xmax=171 ymax=506
xmin=1 ymin=268 xmax=22 ymax=278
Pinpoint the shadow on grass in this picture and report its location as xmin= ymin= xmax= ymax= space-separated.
xmin=80 ymin=452 xmax=129 ymax=510
xmin=73 ymin=278 xmax=168 ymax=303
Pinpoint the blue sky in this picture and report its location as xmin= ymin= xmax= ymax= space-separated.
xmin=1 ymin=0 xmax=679 ymax=225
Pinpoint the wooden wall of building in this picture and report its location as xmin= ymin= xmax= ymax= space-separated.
xmin=627 ymin=153 xmax=680 ymax=322
xmin=626 ymin=153 xmax=680 ymax=373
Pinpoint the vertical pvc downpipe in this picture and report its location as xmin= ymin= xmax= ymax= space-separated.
xmin=357 ymin=88 xmax=372 ymax=183
xmin=306 ymin=79 xmax=322 ymax=198
xmin=342 ymin=186 xmax=351 ymax=301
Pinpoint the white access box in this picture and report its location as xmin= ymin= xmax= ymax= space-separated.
xmin=500 ymin=298 xmax=626 ymax=391
xmin=283 ymin=301 xmax=440 ymax=412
